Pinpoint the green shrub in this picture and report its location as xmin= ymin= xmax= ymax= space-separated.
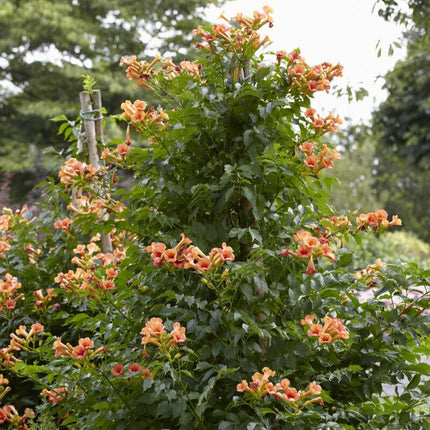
xmin=353 ymin=231 xmax=430 ymax=267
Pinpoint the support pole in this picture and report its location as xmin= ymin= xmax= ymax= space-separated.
xmin=79 ymin=92 xmax=100 ymax=168
xmin=79 ymin=91 xmax=112 ymax=254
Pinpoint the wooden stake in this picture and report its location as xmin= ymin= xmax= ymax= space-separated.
xmin=79 ymin=91 xmax=112 ymax=254
xmin=79 ymin=92 xmax=100 ymax=168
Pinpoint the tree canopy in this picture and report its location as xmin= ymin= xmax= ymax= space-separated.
xmin=375 ymin=0 xmax=430 ymax=33
xmin=373 ymin=0 xmax=430 ymax=163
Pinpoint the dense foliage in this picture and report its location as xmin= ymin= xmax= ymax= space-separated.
xmin=0 ymin=7 xmax=429 ymax=430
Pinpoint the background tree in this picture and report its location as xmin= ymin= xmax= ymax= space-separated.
xmin=374 ymin=0 xmax=430 ymax=33
xmin=373 ymin=42 xmax=430 ymax=163
xmin=0 ymin=0 xmax=223 ymax=201
xmin=371 ymin=0 xmax=430 ymax=241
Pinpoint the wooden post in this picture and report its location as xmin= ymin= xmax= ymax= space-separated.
xmin=79 ymin=91 xmax=112 ymax=254
xmin=79 ymin=92 xmax=100 ymax=168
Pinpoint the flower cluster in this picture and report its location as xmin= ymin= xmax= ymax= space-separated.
xmin=34 ymin=288 xmax=58 ymax=310
xmin=0 ymin=273 xmax=24 ymax=313
xmin=0 ymin=213 xmax=11 ymax=232
xmin=0 ymin=324 xmax=44 ymax=367
xmin=0 ymin=405 xmax=34 ymax=429
xmin=40 ymin=385 xmax=68 ymax=404
xmin=120 ymin=99 xmax=169 ymax=142
xmin=120 ymin=53 xmax=163 ymax=85
xmin=54 ymin=239 xmax=125 ymax=297
xmin=312 ymin=215 xmax=352 ymax=249
xmin=53 ymin=217 xmax=73 ymax=232
xmin=355 ymin=209 xmax=402 ymax=231
xmin=0 ymin=205 xmax=34 ymax=233
xmin=0 ymin=345 xmax=19 ymax=368
xmin=283 ymin=209 xmax=402 ymax=275
xmin=102 ymin=127 xmax=132 ymax=161
xmin=119 ymin=55 xmax=204 ymax=90
xmin=0 ymin=207 xmax=36 ymax=266
xmin=0 ymin=374 xmax=10 ymax=399
xmin=299 ymin=140 xmax=341 ymax=175
xmin=305 ymin=108 xmax=343 ymax=135
xmin=319 ymin=215 xmax=352 ymax=232
xmin=11 ymin=324 xmax=44 ymax=343
xmin=146 ymin=233 xmax=235 ymax=272
xmin=141 ymin=317 xmax=186 ymax=353
xmin=354 ymin=258 xmax=386 ymax=286
xmin=110 ymin=362 xmax=153 ymax=379
xmin=67 ymin=193 xmax=125 ymax=216
xmin=281 ymin=229 xmax=335 ymax=274
xmin=301 ymin=315 xmax=349 ymax=344
xmin=58 ymin=157 xmax=125 ymax=221
xmin=275 ymin=50 xmax=343 ymax=97
xmin=230 ymin=7 xmax=274 ymax=30
xmin=0 ymin=237 xmax=11 ymax=259
xmin=24 ymin=242 xmax=41 ymax=264
xmin=194 ymin=7 xmax=273 ymax=56
xmin=236 ymin=366 xmax=276 ymax=399
xmin=58 ymin=158 xmax=106 ymax=189
xmin=53 ymin=337 xmax=106 ymax=360
xmin=237 ymin=367 xmax=323 ymax=412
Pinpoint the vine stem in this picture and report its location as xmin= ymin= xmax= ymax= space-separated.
xmin=94 ymin=365 xmax=134 ymax=412
xmin=167 ymin=356 xmax=204 ymax=427
xmin=101 ymin=292 xmax=135 ymax=325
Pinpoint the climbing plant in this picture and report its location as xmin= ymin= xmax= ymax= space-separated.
xmin=0 ymin=7 xmax=429 ymax=430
